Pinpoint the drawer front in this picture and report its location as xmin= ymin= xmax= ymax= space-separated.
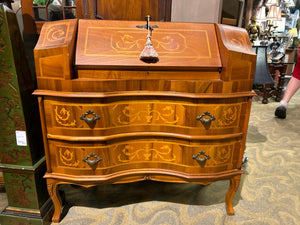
xmin=43 ymin=97 xmax=249 ymax=137
xmin=48 ymin=138 xmax=241 ymax=176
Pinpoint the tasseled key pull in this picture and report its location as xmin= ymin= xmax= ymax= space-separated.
xmin=137 ymin=15 xmax=159 ymax=63
xmin=139 ymin=34 xmax=159 ymax=63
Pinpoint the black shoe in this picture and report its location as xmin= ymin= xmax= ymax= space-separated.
xmin=275 ymin=106 xmax=286 ymax=119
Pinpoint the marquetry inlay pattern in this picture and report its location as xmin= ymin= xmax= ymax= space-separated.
xmin=42 ymin=23 xmax=69 ymax=47
xmin=115 ymin=104 xmax=180 ymax=125
xmin=58 ymin=147 xmax=79 ymax=167
xmin=217 ymin=105 xmax=240 ymax=127
xmin=212 ymin=145 xmax=233 ymax=165
xmin=33 ymin=19 xmax=256 ymax=222
xmin=49 ymin=102 xmax=242 ymax=129
xmin=117 ymin=144 xmax=177 ymax=163
xmin=85 ymin=28 xmax=211 ymax=59
xmin=54 ymin=106 xmax=76 ymax=127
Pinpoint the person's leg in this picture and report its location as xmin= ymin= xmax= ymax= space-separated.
xmin=281 ymin=77 xmax=300 ymax=102
xmin=275 ymin=77 xmax=300 ymax=119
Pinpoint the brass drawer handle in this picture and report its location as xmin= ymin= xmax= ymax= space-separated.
xmin=192 ymin=151 xmax=210 ymax=163
xmin=80 ymin=110 xmax=101 ymax=124
xmin=196 ymin=111 xmax=215 ymax=124
xmin=83 ymin=153 xmax=102 ymax=167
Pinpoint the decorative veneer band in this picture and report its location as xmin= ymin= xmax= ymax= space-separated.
xmin=53 ymin=141 xmax=236 ymax=167
xmin=35 ymin=78 xmax=254 ymax=93
xmin=47 ymin=132 xmax=243 ymax=141
xmin=44 ymin=169 xmax=244 ymax=183
xmin=34 ymin=89 xmax=256 ymax=98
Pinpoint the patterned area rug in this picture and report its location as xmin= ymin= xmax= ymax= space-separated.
xmin=0 ymin=91 xmax=299 ymax=225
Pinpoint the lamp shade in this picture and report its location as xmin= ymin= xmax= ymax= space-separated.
xmin=284 ymin=0 xmax=295 ymax=7
xmin=275 ymin=7 xmax=282 ymax=21
xmin=256 ymin=6 xmax=266 ymax=20
xmin=266 ymin=0 xmax=278 ymax=6
xmin=266 ymin=0 xmax=277 ymax=6
xmin=252 ymin=46 xmax=275 ymax=85
xmin=267 ymin=5 xmax=279 ymax=19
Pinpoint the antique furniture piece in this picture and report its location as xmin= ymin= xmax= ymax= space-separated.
xmin=33 ymin=19 xmax=256 ymax=222
xmin=0 ymin=4 xmax=53 ymax=225
xmin=21 ymin=0 xmax=172 ymax=34
xmin=268 ymin=62 xmax=291 ymax=102
xmin=267 ymin=48 xmax=296 ymax=102
xmin=252 ymin=45 xmax=296 ymax=104
xmin=252 ymin=46 xmax=275 ymax=104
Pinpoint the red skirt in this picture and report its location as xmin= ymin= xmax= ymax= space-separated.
xmin=293 ymin=47 xmax=300 ymax=80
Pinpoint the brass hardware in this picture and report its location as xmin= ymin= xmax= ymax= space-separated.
xmin=80 ymin=110 xmax=100 ymax=124
xmin=196 ymin=111 xmax=216 ymax=124
xmin=136 ymin=15 xmax=159 ymax=31
xmin=192 ymin=151 xmax=210 ymax=163
xmin=82 ymin=153 xmax=102 ymax=167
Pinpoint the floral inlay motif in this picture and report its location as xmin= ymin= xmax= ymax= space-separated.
xmin=213 ymin=145 xmax=233 ymax=164
xmin=118 ymin=144 xmax=176 ymax=162
xmin=47 ymin=27 xmax=66 ymax=42
xmin=59 ymin=147 xmax=79 ymax=167
xmin=44 ymin=23 xmax=68 ymax=46
xmin=55 ymin=106 xmax=76 ymax=127
xmin=114 ymin=34 xmax=181 ymax=52
xmin=116 ymin=104 xmax=179 ymax=125
xmin=217 ymin=105 xmax=240 ymax=126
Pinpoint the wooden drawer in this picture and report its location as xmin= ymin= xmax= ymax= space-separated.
xmin=47 ymin=137 xmax=241 ymax=176
xmin=43 ymin=96 xmax=250 ymax=138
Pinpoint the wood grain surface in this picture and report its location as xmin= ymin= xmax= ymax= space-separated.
xmin=33 ymin=19 xmax=256 ymax=222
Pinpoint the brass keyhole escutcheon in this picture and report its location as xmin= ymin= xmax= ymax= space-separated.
xmin=80 ymin=110 xmax=101 ymax=124
xmin=83 ymin=152 xmax=102 ymax=168
xmin=192 ymin=151 xmax=211 ymax=163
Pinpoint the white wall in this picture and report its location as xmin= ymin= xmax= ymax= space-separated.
xmin=171 ymin=0 xmax=223 ymax=23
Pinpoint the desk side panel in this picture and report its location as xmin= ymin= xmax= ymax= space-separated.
xmin=215 ymin=24 xmax=257 ymax=92
xmin=34 ymin=19 xmax=78 ymax=81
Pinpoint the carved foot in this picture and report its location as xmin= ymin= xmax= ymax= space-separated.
xmin=225 ymin=175 xmax=241 ymax=215
xmin=47 ymin=179 xmax=62 ymax=223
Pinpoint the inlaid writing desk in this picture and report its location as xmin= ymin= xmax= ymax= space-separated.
xmin=33 ymin=19 xmax=256 ymax=222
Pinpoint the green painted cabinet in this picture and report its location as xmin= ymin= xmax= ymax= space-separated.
xmin=0 ymin=4 xmax=53 ymax=224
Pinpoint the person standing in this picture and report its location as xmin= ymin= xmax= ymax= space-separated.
xmin=275 ymin=46 xmax=300 ymax=119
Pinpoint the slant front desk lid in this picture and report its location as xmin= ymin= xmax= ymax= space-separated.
xmin=75 ymin=20 xmax=222 ymax=70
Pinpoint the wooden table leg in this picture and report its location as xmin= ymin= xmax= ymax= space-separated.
xmin=262 ymin=84 xmax=272 ymax=104
xmin=47 ymin=179 xmax=62 ymax=223
xmin=275 ymin=65 xmax=287 ymax=102
xmin=268 ymin=64 xmax=287 ymax=102
xmin=225 ymin=175 xmax=241 ymax=215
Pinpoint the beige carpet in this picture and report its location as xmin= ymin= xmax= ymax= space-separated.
xmin=1 ymin=90 xmax=299 ymax=225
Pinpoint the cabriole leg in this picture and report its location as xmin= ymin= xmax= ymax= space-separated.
xmin=47 ymin=179 xmax=62 ymax=222
xmin=225 ymin=175 xmax=241 ymax=215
